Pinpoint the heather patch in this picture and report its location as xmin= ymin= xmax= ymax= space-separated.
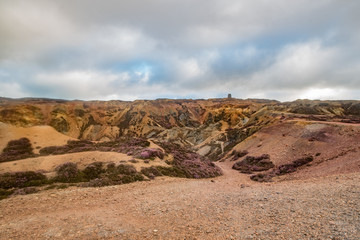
xmin=54 ymin=162 xmax=83 ymax=183
xmin=0 ymin=171 xmax=47 ymax=189
xmin=82 ymin=162 xmax=105 ymax=180
xmin=0 ymin=138 xmax=35 ymax=162
xmin=137 ymin=148 xmax=164 ymax=159
xmin=13 ymin=187 xmax=39 ymax=195
xmin=141 ymin=166 xmax=162 ymax=179
xmin=0 ymin=139 xmax=223 ymax=200
xmin=81 ymin=177 xmax=113 ymax=187
xmin=141 ymin=166 xmax=187 ymax=179
xmin=157 ymin=141 xmax=222 ymax=178
xmin=80 ymin=163 xmax=144 ymax=187
xmin=0 ymin=188 xmax=14 ymax=200
xmin=38 ymin=138 xmax=160 ymax=161
xmin=229 ymin=150 xmax=249 ymax=161
xmin=250 ymin=156 xmax=314 ymax=182
xmin=232 ymin=154 xmax=274 ymax=174
xmin=0 ymin=161 xmax=147 ymax=199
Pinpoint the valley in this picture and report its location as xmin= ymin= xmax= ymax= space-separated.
xmin=0 ymin=97 xmax=359 ymax=239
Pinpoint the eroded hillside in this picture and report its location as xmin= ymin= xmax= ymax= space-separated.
xmin=0 ymin=98 xmax=280 ymax=160
xmin=1 ymin=97 xmax=360 ymax=160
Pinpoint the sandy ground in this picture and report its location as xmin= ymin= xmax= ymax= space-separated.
xmin=0 ymin=122 xmax=74 ymax=154
xmin=0 ymin=161 xmax=359 ymax=240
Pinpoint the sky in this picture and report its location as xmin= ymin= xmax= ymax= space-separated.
xmin=0 ymin=0 xmax=359 ymax=101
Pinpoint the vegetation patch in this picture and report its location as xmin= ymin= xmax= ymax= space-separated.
xmin=141 ymin=166 xmax=162 ymax=179
xmin=157 ymin=141 xmax=222 ymax=178
xmin=0 ymin=161 xmax=147 ymax=200
xmin=250 ymin=156 xmax=314 ymax=182
xmin=0 ymin=138 xmax=35 ymax=162
xmin=12 ymin=187 xmax=39 ymax=195
xmin=273 ymin=156 xmax=314 ymax=175
xmin=0 ymin=189 xmax=14 ymax=200
xmin=39 ymin=138 xmax=156 ymax=159
xmin=137 ymin=148 xmax=164 ymax=159
xmin=141 ymin=166 xmax=187 ymax=179
xmin=0 ymin=171 xmax=47 ymax=189
xmin=81 ymin=163 xmax=144 ymax=187
xmin=229 ymin=150 xmax=249 ymax=161
xmin=82 ymin=162 xmax=105 ymax=180
xmin=232 ymin=154 xmax=274 ymax=174
xmin=0 ymin=138 xmax=222 ymax=200
xmin=54 ymin=162 xmax=83 ymax=183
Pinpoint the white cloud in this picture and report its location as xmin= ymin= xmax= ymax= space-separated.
xmin=177 ymin=58 xmax=206 ymax=79
xmin=0 ymin=82 xmax=27 ymax=98
xmin=135 ymin=70 xmax=150 ymax=83
xmin=299 ymin=87 xmax=343 ymax=100
xmin=249 ymin=40 xmax=338 ymax=89
xmin=78 ymin=26 xmax=157 ymax=64
xmin=35 ymin=70 xmax=130 ymax=99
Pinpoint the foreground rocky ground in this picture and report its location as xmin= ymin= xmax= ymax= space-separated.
xmin=0 ymin=161 xmax=359 ymax=240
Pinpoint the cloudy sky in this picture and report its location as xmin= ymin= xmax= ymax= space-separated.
xmin=0 ymin=0 xmax=359 ymax=101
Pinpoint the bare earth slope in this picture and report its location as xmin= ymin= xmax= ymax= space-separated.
xmin=229 ymin=120 xmax=360 ymax=181
xmin=0 ymin=122 xmax=74 ymax=154
xmin=0 ymin=162 xmax=359 ymax=239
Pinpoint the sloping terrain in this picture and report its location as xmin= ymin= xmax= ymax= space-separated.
xmin=227 ymin=120 xmax=360 ymax=181
xmin=0 ymin=97 xmax=359 ymax=239
xmin=0 ymin=122 xmax=75 ymax=154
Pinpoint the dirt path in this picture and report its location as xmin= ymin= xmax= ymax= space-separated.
xmin=0 ymin=161 xmax=359 ymax=239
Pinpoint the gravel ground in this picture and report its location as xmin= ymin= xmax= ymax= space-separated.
xmin=0 ymin=162 xmax=359 ymax=240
